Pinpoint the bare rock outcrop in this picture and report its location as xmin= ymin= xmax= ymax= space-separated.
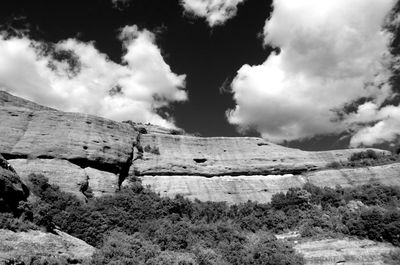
xmin=0 ymin=154 xmax=28 ymax=210
xmin=0 ymin=91 xmax=137 ymax=175
xmin=0 ymin=91 xmax=137 ymax=199
xmin=136 ymin=163 xmax=400 ymax=204
xmin=294 ymin=238 xmax=399 ymax=265
xmin=133 ymin=133 xmax=386 ymax=176
xmin=8 ymin=159 xmax=87 ymax=200
xmin=0 ymin=229 xmax=95 ymax=264
xmin=306 ymin=163 xmax=400 ymax=187
xmin=1 ymin=91 xmax=399 ymax=204
xmin=135 ymin=174 xmax=306 ymax=204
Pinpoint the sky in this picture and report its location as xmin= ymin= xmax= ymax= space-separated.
xmin=0 ymin=0 xmax=399 ymax=151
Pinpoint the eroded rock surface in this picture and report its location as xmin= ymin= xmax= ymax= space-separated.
xmin=306 ymin=163 xmax=400 ymax=187
xmin=1 ymin=91 xmax=399 ymax=204
xmin=135 ymin=175 xmax=305 ymax=204
xmin=8 ymin=159 xmax=87 ymax=200
xmin=133 ymin=133 xmax=388 ymax=176
xmin=0 ymin=91 xmax=136 ymax=199
xmin=0 ymin=91 xmax=137 ymax=175
xmin=0 ymin=229 xmax=95 ymax=264
xmin=138 ymin=163 xmax=400 ymax=204
xmin=0 ymin=154 xmax=28 ymax=210
xmin=295 ymin=238 xmax=399 ymax=265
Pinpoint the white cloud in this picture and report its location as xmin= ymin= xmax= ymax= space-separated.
xmin=348 ymin=104 xmax=400 ymax=147
xmin=0 ymin=25 xmax=187 ymax=128
xmin=180 ymin=0 xmax=245 ymax=26
xmin=227 ymin=0 xmax=399 ymax=146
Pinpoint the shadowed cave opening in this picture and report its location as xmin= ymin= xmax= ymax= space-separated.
xmin=193 ymin=158 xmax=207 ymax=163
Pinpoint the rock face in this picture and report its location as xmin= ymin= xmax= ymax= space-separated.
xmin=0 ymin=91 xmax=137 ymax=199
xmin=0 ymin=229 xmax=95 ymax=264
xmin=133 ymin=134 xmax=385 ymax=176
xmin=0 ymin=154 xmax=28 ymax=210
xmin=294 ymin=238 xmax=399 ymax=265
xmin=1 ymin=90 xmax=399 ymax=204
xmin=137 ymin=163 xmax=400 ymax=204
xmin=131 ymin=133 xmax=397 ymax=204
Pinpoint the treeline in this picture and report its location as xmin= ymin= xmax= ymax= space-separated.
xmin=1 ymin=173 xmax=400 ymax=264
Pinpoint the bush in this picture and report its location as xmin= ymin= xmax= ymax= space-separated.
xmin=326 ymin=161 xmax=342 ymax=169
xmin=244 ymin=234 xmax=305 ymax=265
xmin=144 ymin=145 xmax=160 ymax=155
xmin=18 ymin=171 xmax=400 ymax=264
xmin=91 ymin=231 xmax=160 ymax=265
xmin=0 ymin=212 xmax=37 ymax=231
xmin=349 ymin=150 xmax=379 ymax=161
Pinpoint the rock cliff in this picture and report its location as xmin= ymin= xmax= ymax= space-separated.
xmin=0 ymin=153 xmax=28 ymax=210
xmin=1 ymin=91 xmax=399 ymax=204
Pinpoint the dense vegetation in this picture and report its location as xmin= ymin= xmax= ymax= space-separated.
xmin=2 ymin=173 xmax=400 ymax=264
xmin=327 ymin=149 xmax=400 ymax=169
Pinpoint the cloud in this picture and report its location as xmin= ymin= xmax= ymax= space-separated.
xmin=0 ymin=25 xmax=187 ymax=128
xmin=180 ymin=0 xmax=245 ymax=26
xmin=227 ymin=0 xmax=399 ymax=146
xmin=348 ymin=104 xmax=400 ymax=147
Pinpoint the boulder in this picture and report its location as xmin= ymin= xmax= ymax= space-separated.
xmin=0 ymin=229 xmax=95 ymax=264
xmin=294 ymin=238 xmax=399 ymax=265
xmin=0 ymin=154 xmax=28 ymax=211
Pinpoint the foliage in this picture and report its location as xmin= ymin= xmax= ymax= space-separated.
xmin=144 ymin=145 xmax=161 ymax=155
xmin=326 ymin=161 xmax=342 ymax=169
xmin=6 ymin=172 xmax=400 ymax=264
xmin=349 ymin=150 xmax=379 ymax=161
xmin=325 ymin=150 xmax=400 ymax=169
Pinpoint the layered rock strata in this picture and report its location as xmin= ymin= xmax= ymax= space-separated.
xmin=1 ymin=91 xmax=399 ymax=204
xmin=137 ymin=163 xmax=400 ymax=204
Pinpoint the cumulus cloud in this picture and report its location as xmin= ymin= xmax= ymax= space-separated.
xmin=180 ymin=0 xmax=245 ymax=26
xmin=227 ymin=0 xmax=399 ymax=146
xmin=348 ymin=103 xmax=400 ymax=147
xmin=0 ymin=25 xmax=187 ymax=128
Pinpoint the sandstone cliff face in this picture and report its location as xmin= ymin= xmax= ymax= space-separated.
xmin=0 ymin=154 xmax=28 ymax=210
xmin=130 ymin=132 xmax=396 ymax=204
xmin=1 ymin=91 xmax=399 ymax=204
xmin=136 ymin=163 xmax=400 ymax=204
xmin=294 ymin=238 xmax=399 ymax=265
xmin=0 ymin=91 xmax=137 ymax=199
xmin=133 ymin=134 xmax=385 ymax=176
xmin=0 ymin=229 xmax=95 ymax=264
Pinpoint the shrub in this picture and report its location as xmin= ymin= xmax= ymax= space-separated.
xmin=349 ymin=150 xmax=378 ymax=161
xmin=17 ymin=171 xmax=400 ymax=264
xmin=144 ymin=145 xmax=160 ymax=155
xmin=326 ymin=161 xmax=342 ymax=169
xmin=91 ymin=231 xmax=160 ymax=265
xmin=0 ymin=212 xmax=37 ymax=231
xmin=147 ymin=251 xmax=197 ymax=265
xmin=244 ymin=234 xmax=305 ymax=265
